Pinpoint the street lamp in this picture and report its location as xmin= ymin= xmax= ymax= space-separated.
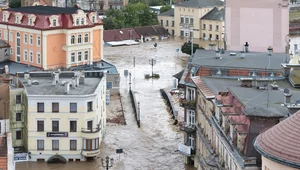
xmin=101 ymin=156 xmax=114 ymax=170
xmin=149 ymin=58 xmax=156 ymax=77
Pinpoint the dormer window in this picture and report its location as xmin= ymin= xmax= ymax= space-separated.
xmin=76 ymin=18 xmax=79 ymax=25
xmin=81 ymin=18 xmax=84 ymax=25
xmin=14 ymin=13 xmax=23 ymax=24
xmin=88 ymin=12 xmax=97 ymax=24
xmin=27 ymin=14 xmax=37 ymax=26
xmin=2 ymin=11 xmax=10 ymax=22
xmin=49 ymin=15 xmax=60 ymax=27
xmin=92 ymin=16 xmax=95 ymax=23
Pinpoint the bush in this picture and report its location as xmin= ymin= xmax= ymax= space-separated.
xmin=153 ymin=74 xmax=160 ymax=78
xmin=145 ymin=74 xmax=151 ymax=79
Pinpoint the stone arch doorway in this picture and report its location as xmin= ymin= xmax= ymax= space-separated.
xmin=47 ymin=155 xmax=67 ymax=164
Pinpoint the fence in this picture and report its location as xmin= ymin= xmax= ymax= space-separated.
xmin=160 ymin=89 xmax=178 ymax=124
xmin=129 ymin=90 xmax=140 ymax=127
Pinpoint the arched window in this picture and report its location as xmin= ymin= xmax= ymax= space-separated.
xmin=84 ymin=34 xmax=88 ymax=43
xmin=78 ymin=35 xmax=82 ymax=44
xmin=16 ymin=32 xmax=20 ymax=62
xmin=29 ymin=18 xmax=32 ymax=25
xmin=81 ymin=18 xmax=84 ymax=25
xmin=76 ymin=18 xmax=80 ymax=25
xmin=71 ymin=35 xmax=75 ymax=44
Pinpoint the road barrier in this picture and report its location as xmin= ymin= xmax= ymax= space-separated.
xmin=160 ymin=89 xmax=178 ymax=124
xmin=129 ymin=90 xmax=140 ymax=127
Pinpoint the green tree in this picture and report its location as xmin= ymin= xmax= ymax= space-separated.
xmin=181 ymin=42 xmax=201 ymax=55
xmin=9 ymin=0 xmax=21 ymax=8
xmin=160 ymin=5 xmax=172 ymax=13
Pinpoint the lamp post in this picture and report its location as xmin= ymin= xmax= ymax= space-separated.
xmin=149 ymin=58 xmax=156 ymax=77
xmin=129 ymin=72 xmax=132 ymax=91
xmin=101 ymin=156 xmax=114 ymax=170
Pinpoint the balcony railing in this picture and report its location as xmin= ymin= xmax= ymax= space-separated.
xmin=81 ymin=128 xmax=100 ymax=133
xmin=179 ymin=99 xmax=196 ymax=108
xmin=180 ymin=122 xmax=196 ymax=133
xmin=82 ymin=148 xmax=100 ymax=157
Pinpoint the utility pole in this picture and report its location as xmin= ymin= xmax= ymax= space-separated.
xmin=149 ymin=59 xmax=156 ymax=77
xmin=137 ymin=102 xmax=140 ymax=127
xmin=129 ymin=72 xmax=132 ymax=90
xmin=101 ymin=156 xmax=114 ymax=170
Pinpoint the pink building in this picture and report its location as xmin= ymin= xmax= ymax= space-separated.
xmin=225 ymin=0 xmax=289 ymax=53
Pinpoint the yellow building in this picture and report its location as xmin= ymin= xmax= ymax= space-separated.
xmin=17 ymin=70 xmax=107 ymax=162
xmin=157 ymin=9 xmax=175 ymax=36
xmin=200 ymin=7 xmax=224 ymax=43
xmin=174 ymin=0 xmax=223 ymax=39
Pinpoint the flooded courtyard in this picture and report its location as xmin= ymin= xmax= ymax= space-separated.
xmin=15 ymin=37 xmax=203 ymax=170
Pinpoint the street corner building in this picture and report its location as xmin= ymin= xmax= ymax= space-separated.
xmin=0 ymin=5 xmax=104 ymax=70
xmin=254 ymin=110 xmax=300 ymax=170
xmin=15 ymin=70 xmax=107 ymax=162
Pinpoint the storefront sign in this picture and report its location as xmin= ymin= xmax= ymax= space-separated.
xmin=47 ymin=132 xmax=68 ymax=137
xmin=86 ymin=150 xmax=100 ymax=156
xmin=14 ymin=153 xmax=27 ymax=161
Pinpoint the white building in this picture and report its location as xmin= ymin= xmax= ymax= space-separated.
xmin=17 ymin=70 xmax=107 ymax=162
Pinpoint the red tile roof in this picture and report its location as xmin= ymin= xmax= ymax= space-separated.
xmin=191 ymin=76 xmax=215 ymax=99
xmin=254 ymin=111 xmax=300 ymax=168
xmin=103 ymin=28 xmax=140 ymax=42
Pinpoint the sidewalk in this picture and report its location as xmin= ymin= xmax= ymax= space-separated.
xmin=106 ymin=94 xmax=126 ymax=126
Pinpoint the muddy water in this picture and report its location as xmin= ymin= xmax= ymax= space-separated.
xmin=16 ymin=37 xmax=195 ymax=170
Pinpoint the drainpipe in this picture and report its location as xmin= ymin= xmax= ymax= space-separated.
xmin=41 ymin=30 xmax=44 ymax=69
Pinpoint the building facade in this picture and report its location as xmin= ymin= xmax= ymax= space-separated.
xmin=157 ymin=9 xmax=175 ymax=36
xmin=225 ymin=0 xmax=289 ymax=53
xmin=17 ymin=70 xmax=106 ymax=162
xmin=174 ymin=0 xmax=223 ymax=39
xmin=0 ymin=6 xmax=103 ymax=70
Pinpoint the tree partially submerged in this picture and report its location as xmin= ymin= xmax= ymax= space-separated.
xmin=181 ymin=41 xmax=203 ymax=55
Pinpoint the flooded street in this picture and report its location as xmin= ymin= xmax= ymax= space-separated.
xmin=16 ymin=37 xmax=194 ymax=170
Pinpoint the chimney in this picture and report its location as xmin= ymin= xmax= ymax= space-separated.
xmin=27 ymin=77 xmax=32 ymax=86
xmin=24 ymin=72 xmax=30 ymax=80
xmin=240 ymin=51 xmax=245 ymax=59
xmin=79 ymin=72 xmax=85 ymax=85
xmin=71 ymin=77 xmax=76 ymax=88
xmin=52 ymin=72 xmax=59 ymax=86
xmin=64 ymin=82 xmax=70 ymax=94
xmin=4 ymin=65 xmax=8 ymax=75
xmin=283 ymin=88 xmax=292 ymax=106
xmin=268 ymin=46 xmax=273 ymax=56
xmin=215 ymin=50 xmax=221 ymax=59
xmin=75 ymin=72 xmax=80 ymax=86
xmin=244 ymin=42 xmax=249 ymax=53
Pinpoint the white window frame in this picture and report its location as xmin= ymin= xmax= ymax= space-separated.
xmin=37 ymin=36 xmax=40 ymax=46
xmin=84 ymin=50 xmax=88 ymax=61
xmin=37 ymin=52 xmax=41 ymax=64
xmin=71 ymin=35 xmax=75 ymax=44
xmin=24 ymin=34 xmax=27 ymax=44
xmin=71 ymin=52 xmax=75 ymax=63
xmin=29 ymin=34 xmax=33 ymax=45
xmin=84 ymin=34 xmax=88 ymax=43
xmin=78 ymin=51 xmax=82 ymax=62
xmin=188 ymin=134 xmax=195 ymax=149
xmin=24 ymin=50 xmax=28 ymax=61
xmin=78 ymin=35 xmax=82 ymax=44
xmin=29 ymin=51 xmax=33 ymax=62
xmin=187 ymin=109 xmax=195 ymax=125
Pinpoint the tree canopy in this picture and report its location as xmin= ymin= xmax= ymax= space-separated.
xmin=9 ymin=0 xmax=21 ymax=8
xmin=181 ymin=42 xmax=203 ymax=55
xmin=102 ymin=2 xmax=158 ymax=30
xmin=160 ymin=5 xmax=172 ymax=13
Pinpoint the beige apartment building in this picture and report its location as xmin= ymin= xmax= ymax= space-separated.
xmin=157 ymin=9 xmax=175 ymax=36
xmin=174 ymin=0 xmax=223 ymax=39
xmin=17 ymin=70 xmax=107 ymax=162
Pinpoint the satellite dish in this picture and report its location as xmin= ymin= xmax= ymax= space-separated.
xmin=283 ymin=88 xmax=289 ymax=94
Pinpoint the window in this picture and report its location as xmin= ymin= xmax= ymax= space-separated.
xmin=166 ymin=20 xmax=169 ymax=26
xmin=71 ymin=35 xmax=75 ymax=44
xmin=76 ymin=18 xmax=80 ymax=25
xmin=84 ymin=34 xmax=88 ymax=43
xmin=71 ymin=52 xmax=75 ymax=63
xmin=87 ymin=120 xmax=93 ymax=130
xmin=37 ymin=36 xmax=40 ymax=46
xmin=187 ymin=110 xmax=195 ymax=125
xmin=107 ymin=82 xmax=113 ymax=89
xmin=203 ymin=33 xmax=206 ymax=39
xmin=37 ymin=52 xmax=41 ymax=64
xmin=37 ymin=103 xmax=44 ymax=112
xmin=209 ymin=24 xmax=212 ymax=30
xmin=52 ymin=140 xmax=59 ymax=150
xmin=16 ymin=94 xmax=21 ymax=104
xmin=180 ymin=16 xmax=184 ymax=23
xmin=83 ymin=138 xmax=99 ymax=151
xmin=81 ymin=18 xmax=84 ymax=25
xmin=216 ymin=35 xmax=219 ymax=40
xmin=190 ymin=31 xmax=193 ymax=38
xmin=16 ymin=32 xmax=20 ymax=62
xmin=29 ymin=34 xmax=33 ymax=45
xmin=70 ymin=121 xmax=77 ymax=132
xmin=52 ymin=121 xmax=59 ymax=131
xmin=209 ymin=34 xmax=212 ymax=39
xmin=16 ymin=112 xmax=21 ymax=121
xmin=53 ymin=19 xmax=57 ymax=27
xmin=70 ymin=140 xmax=77 ymax=150
xmin=216 ymin=25 xmax=219 ymax=31
xmin=87 ymin=101 xmax=93 ymax=112
xmin=160 ymin=20 xmax=163 ymax=26
xmin=70 ymin=103 xmax=77 ymax=113
xmin=172 ymin=21 xmax=174 ymax=27
xmin=24 ymin=34 xmax=27 ymax=44
xmin=190 ymin=17 xmax=194 ymax=25
xmin=203 ymin=24 xmax=206 ymax=30
xmin=16 ymin=130 xmax=21 ymax=140
xmin=29 ymin=51 xmax=33 ymax=62
xmin=52 ymin=103 xmax=59 ymax=113
xmin=78 ymin=51 xmax=82 ymax=61
xmin=29 ymin=18 xmax=32 ymax=25
xmin=37 ymin=140 xmax=44 ymax=150
xmin=24 ymin=50 xmax=28 ymax=61
xmin=37 ymin=120 xmax=44 ymax=132
xmin=9 ymin=32 xmax=12 ymax=42
xmin=92 ymin=16 xmax=95 ymax=23
xmin=0 ymin=30 xmax=2 ymax=39
xmin=188 ymin=134 xmax=194 ymax=149
xmin=4 ymin=30 xmax=7 ymax=40
xmin=78 ymin=35 xmax=82 ymax=44
xmin=180 ymin=30 xmax=184 ymax=36
xmin=84 ymin=51 xmax=88 ymax=60
xmin=185 ymin=16 xmax=189 ymax=23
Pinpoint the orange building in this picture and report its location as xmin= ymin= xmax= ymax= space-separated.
xmin=0 ymin=6 xmax=103 ymax=69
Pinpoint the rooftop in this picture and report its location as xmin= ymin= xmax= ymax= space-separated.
xmin=254 ymin=110 xmax=300 ymax=169
xmin=6 ymin=6 xmax=91 ymax=15
xmin=0 ymin=61 xmax=41 ymax=75
xmin=192 ymin=50 xmax=286 ymax=70
xmin=70 ymin=60 xmax=118 ymax=74
xmin=191 ymin=76 xmax=215 ymax=99
xmin=201 ymin=7 xmax=224 ymax=20
xmin=0 ymin=40 xmax=9 ymax=48
xmin=176 ymin=0 xmax=223 ymax=8
xmin=17 ymin=71 xmax=104 ymax=95
xmin=158 ymin=9 xmax=174 ymax=17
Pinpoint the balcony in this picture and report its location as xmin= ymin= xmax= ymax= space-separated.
xmin=180 ymin=122 xmax=196 ymax=133
xmin=81 ymin=128 xmax=101 ymax=139
xmin=179 ymin=99 xmax=196 ymax=109
xmin=82 ymin=149 xmax=100 ymax=157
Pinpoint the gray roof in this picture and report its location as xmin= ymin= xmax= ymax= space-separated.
xmin=176 ymin=0 xmax=223 ymax=8
xmin=203 ymin=77 xmax=300 ymax=116
xmin=0 ymin=40 xmax=10 ymax=48
xmin=18 ymin=71 xmax=103 ymax=95
xmin=192 ymin=50 xmax=286 ymax=70
xmin=70 ymin=60 xmax=118 ymax=74
xmin=201 ymin=7 xmax=224 ymax=20
xmin=158 ymin=9 xmax=174 ymax=17
xmin=0 ymin=61 xmax=41 ymax=74
xmin=244 ymin=107 xmax=284 ymax=118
